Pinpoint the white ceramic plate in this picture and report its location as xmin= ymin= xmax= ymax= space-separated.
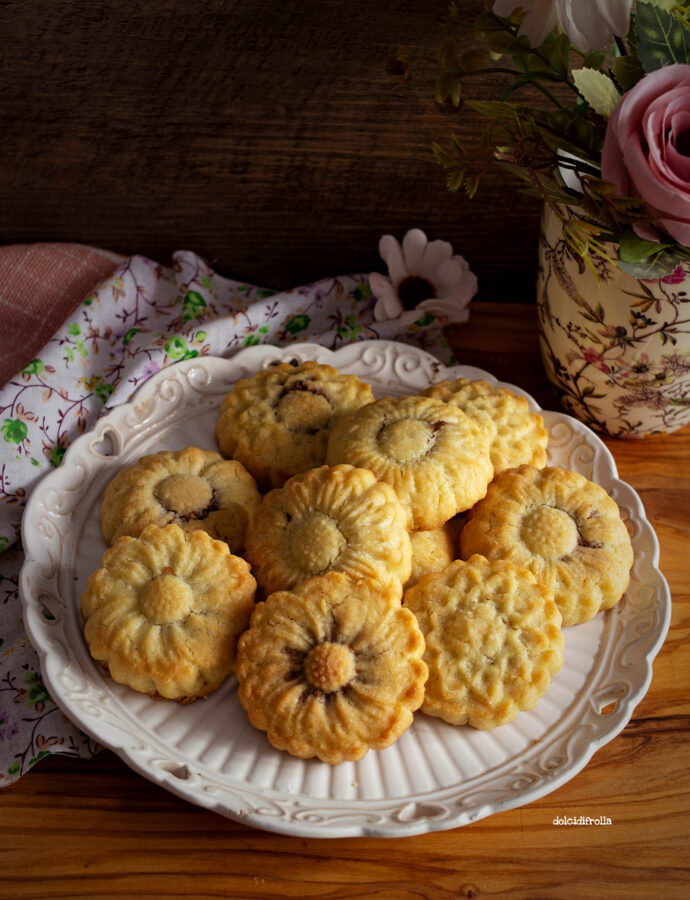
xmin=20 ymin=341 xmax=670 ymax=837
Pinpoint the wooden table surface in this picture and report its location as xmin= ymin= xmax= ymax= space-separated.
xmin=2 ymin=305 xmax=689 ymax=899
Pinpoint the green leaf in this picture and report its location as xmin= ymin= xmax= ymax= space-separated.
xmin=353 ymin=283 xmax=372 ymax=303
xmin=582 ymin=50 xmax=606 ymax=70
xmin=620 ymin=248 xmax=690 ymax=278
xmin=611 ymin=55 xmax=646 ymax=92
xmin=122 ymin=327 xmax=140 ymax=346
xmin=49 ymin=445 xmax=66 ymax=468
xmin=95 ymin=382 xmax=115 ymax=403
xmin=618 ymin=229 xmax=690 ymax=276
xmin=181 ymin=290 xmax=207 ymax=323
xmin=618 ymin=229 xmax=671 ymax=263
xmin=28 ymin=751 xmax=52 ymax=769
xmin=572 ymin=68 xmax=621 ymax=118
xmin=434 ymin=70 xmax=463 ymax=106
xmin=2 ymin=418 xmax=28 ymax=444
xmin=21 ymin=359 xmax=45 ymax=375
xmin=67 ymin=322 xmax=81 ymax=336
xmin=636 ymin=0 xmax=690 ymax=71
xmin=164 ymin=336 xmax=190 ymax=360
xmin=284 ymin=314 xmax=310 ymax=334
xmin=8 ymin=761 xmax=20 ymax=777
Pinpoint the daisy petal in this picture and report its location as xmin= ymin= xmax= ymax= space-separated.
xmin=433 ymin=257 xmax=464 ymax=289
xmin=369 ymin=273 xmax=404 ymax=321
xmin=378 ymin=234 xmax=407 ymax=287
xmin=401 ymin=228 xmax=428 ymax=274
xmin=419 ymin=239 xmax=454 ymax=279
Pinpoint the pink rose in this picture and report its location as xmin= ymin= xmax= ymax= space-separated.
xmin=601 ymin=63 xmax=690 ymax=245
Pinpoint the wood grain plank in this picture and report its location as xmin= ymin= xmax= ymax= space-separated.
xmin=2 ymin=723 xmax=689 ymax=900
xmin=0 ymin=0 xmax=543 ymax=297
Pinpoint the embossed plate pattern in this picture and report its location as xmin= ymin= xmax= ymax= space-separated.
xmin=19 ymin=341 xmax=670 ymax=837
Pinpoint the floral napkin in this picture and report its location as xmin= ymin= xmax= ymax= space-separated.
xmin=0 ymin=245 xmax=462 ymax=786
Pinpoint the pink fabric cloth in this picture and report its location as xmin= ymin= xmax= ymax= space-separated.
xmin=0 ymin=244 xmax=123 ymax=388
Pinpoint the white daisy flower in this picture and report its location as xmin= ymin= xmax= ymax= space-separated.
xmin=369 ymin=228 xmax=477 ymax=326
xmin=492 ymin=0 xmax=633 ymax=54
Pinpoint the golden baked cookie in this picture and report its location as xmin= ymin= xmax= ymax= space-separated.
xmin=404 ymin=555 xmax=564 ymax=729
xmin=405 ymin=518 xmax=460 ymax=589
xmin=421 ymin=377 xmax=548 ymax=474
xmin=214 ymin=361 xmax=374 ymax=490
xmin=245 ymin=464 xmax=412 ymax=596
xmin=81 ymin=524 xmax=256 ymax=701
xmin=235 ymin=572 xmax=428 ymax=763
xmin=459 ymin=465 xmax=634 ymax=626
xmin=325 ymin=395 xmax=493 ymax=530
xmin=100 ymin=446 xmax=261 ymax=554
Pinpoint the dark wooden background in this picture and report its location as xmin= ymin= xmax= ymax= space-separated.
xmin=0 ymin=0 xmax=541 ymax=298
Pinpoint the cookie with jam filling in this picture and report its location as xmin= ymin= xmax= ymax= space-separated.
xmin=234 ymin=571 xmax=427 ymax=763
xmin=214 ymin=361 xmax=374 ymax=490
xmin=326 ymin=395 xmax=493 ymax=530
xmin=459 ymin=464 xmax=634 ymax=626
xmin=100 ymin=446 xmax=261 ymax=554
xmin=421 ymin=377 xmax=548 ymax=474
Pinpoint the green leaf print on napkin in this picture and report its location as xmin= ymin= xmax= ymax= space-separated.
xmin=2 ymin=419 xmax=28 ymax=445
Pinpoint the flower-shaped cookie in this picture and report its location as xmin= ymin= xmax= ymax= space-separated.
xmin=100 ymin=446 xmax=261 ymax=554
xmin=326 ymin=395 xmax=493 ymax=530
xmin=245 ymin=464 xmax=412 ymax=596
xmin=459 ymin=465 xmax=634 ymax=626
xmin=81 ymin=524 xmax=256 ymax=701
xmin=404 ymin=555 xmax=564 ymax=729
xmin=235 ymin=572 xmax=428 ymax=763
xmin=421 ymin=377 xmax=548 ymax=474
xmin=214 ymin=361 xmax=374 ymax=490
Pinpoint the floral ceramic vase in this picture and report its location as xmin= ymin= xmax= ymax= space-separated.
xmin=537 ymin=205 xmax=690 ymax=438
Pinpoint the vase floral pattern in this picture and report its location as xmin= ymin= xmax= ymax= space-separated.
xmin=537 ymin=205 xmax=690 ymax=438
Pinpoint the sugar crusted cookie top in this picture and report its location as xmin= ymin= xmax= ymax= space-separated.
xmin=234 ymin=572 xmax=428 ymax=763
xmin=459 ymin=465 xmax=634 ymax=626
xmin=404 ymin=555 xmax=564 ymax=729
xmin=245 ymin=464 xmax=412 ymax=596
xmin=421 ymin=378 xmax=547 ymax=474
xmin=100 ymin=446 xmax=261 ymax=554
xmin=214 ymin=361 xmax=374 ymax=490
xmin=81 ymin=524 xmax=256 ymax=701
xmin=325 ymin=395 xmax=494 ymax=530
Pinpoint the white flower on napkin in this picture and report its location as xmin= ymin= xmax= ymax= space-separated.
xmin=369 ymin=228 xmax=477 ymax=327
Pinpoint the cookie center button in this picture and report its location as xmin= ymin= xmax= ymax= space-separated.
xmin=304 ymin=641 xmax=355 ymax=693
xmin=520 ymin=505 xmax=578 ymax=559
xmin=378 ymin=418 xmax=434 ymax=463
xmin=277 ymin=389 xmax=333 ymax=432
xmin=155 ymin=474 xmax=213 ymax=518
xmin=139 ymin=574 xmax=194 ymax=625
xmin=287 ymin=512 xmax=347 ymax=574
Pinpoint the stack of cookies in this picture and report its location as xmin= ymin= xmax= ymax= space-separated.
xmin=80 ymin=359 xmax=634 ymax=763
